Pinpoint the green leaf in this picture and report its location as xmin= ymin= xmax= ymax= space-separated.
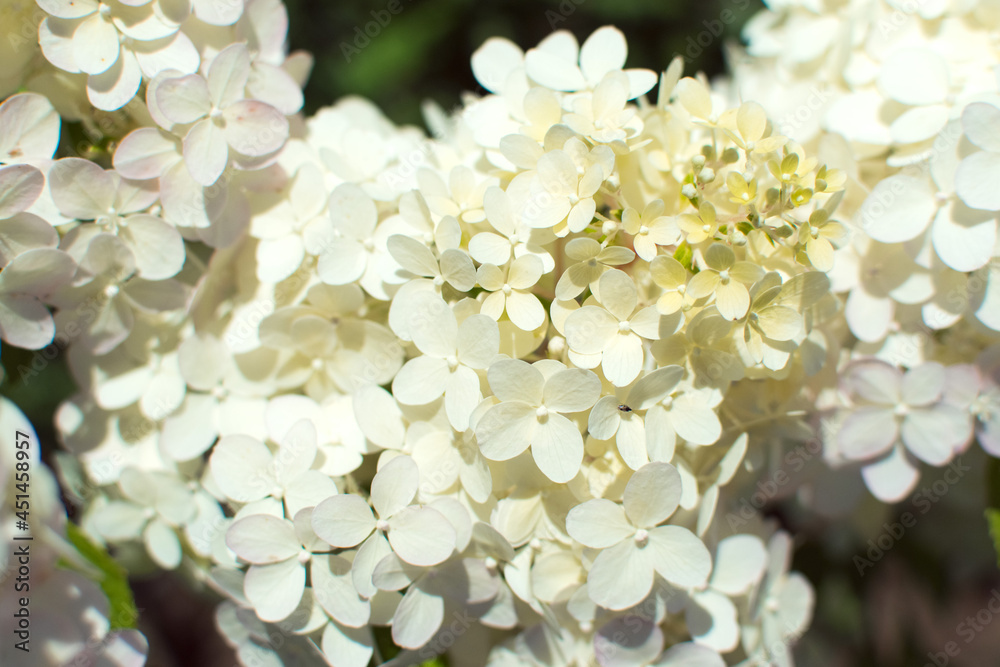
xmin=987 ymin=509 xmax=1000 ymax=570
xmin=64 ymin=522 xmax=140 ymax=629
xmin=674 ymin=243 xmax=695 ymax=273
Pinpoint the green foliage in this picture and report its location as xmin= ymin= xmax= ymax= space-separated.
xmin=63 ymin=522 xmax=140 ymax=630
xmin=986 ymin=509 xmax=1000 ymax=570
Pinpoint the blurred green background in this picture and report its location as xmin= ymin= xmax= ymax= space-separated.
xmin=7 ymin=1 xmax=1000 ymax=666
xmin=287 ymin=0 xmax=758 ymax=124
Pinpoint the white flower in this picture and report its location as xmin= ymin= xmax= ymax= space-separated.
xmin=154 ymin=44 xmax=288 ymax=185
xmin=566 ymin=462 xmax=712 ymax=610
xmin=49 ymin=157 xmax=185 ymax=279
xmin=838 ymin=361 xmax=972 ymax=502
xmin=50 ymin=234 xmax=187 ymax=354
xmin=392 ymin=296 xmax=499 ymax=431
xmin=91 ymin=467 xmax=197 ymax=569
xmin=210 ymin=420 xmax=338 ymax=516
xmin=686 ymin=244 xmax=764 ymax=321
xmin=564 ymin=268 xmax=668 ymax=387
xmin=477 ymin=254 xmax=547 ymax=331
xmin=521 ymin=138 xmax=612 ymax=234
xmin=470 ymin=186 xmax=554 ymax=269
xmin=684 ymin=535 xmax=767 ymax=652
xmin=740 ymin=532 xmax=813 ymax=667
xmin=249 ymin=162 xmax=329 ymax=283
xmin=37 ymin=0 xmax=199 ymax=110
xmin=0 ymin=93 xmax=61 ymax=165
xmin=316 ymin=183 xmax=381 ymax=286
xmin=311 ymin=455 xmax=457 ymax=571
xmin=226 ymin=510 xmax=332 ymax=622
xmin=621 ymin=199 xmax=680 ymax=262
xmin=373 ymin=554 xmax=498 ymax=650
xmin=587 ymin=366 xmax=684 ymax=470
xmin=524 ymin=26 xmax=656 ymax=99
xmin=475 ymin=359 xmax=600 ymax=483
xmin=556 ymin=237 xmax=635 ymax=300
xmin=387 ymin=231 xmax=477 ymax=294
xmin=0 ymin=247 xmax=75 ymax=349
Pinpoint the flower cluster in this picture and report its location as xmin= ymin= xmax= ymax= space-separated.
xmin=1 ymin=1 xmax=999 ymax=666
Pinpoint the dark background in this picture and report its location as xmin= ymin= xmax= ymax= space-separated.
xmin=7 ymin=0 xmax=1000 ymax=665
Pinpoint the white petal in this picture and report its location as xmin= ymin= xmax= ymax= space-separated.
xmin=566 ymin=498 xmax=633 ymax=549
xmin=526 ymin=49 xmax=586 ymax=92
xmin=595 ymin=614 xmax=664 ymax=667
xmin=475 ymin=401 xmax=537 ymax=461
xmin=686 ymin=590 xmax=739 ymax=653
xmin=87 ymin=50 xmax=143 ymax=111
xmin=457 ymin=314 xmax=499 ymax=369
xmin=669 ymin=399 xmax=722 ymax=447
xmin=860 ymin=174 xmax=935 ymax=243
xmin=962 ymin=102 xmax=1000 ymax=152
xmin=207 ymin=43 xmax=251 ymax=106
xmin=845 ymin=287 xmax=892 ymax=343
xmin=322 ymin=622 xmax=373 ymax=667
xmin=48 ymin=157 xmax=115 ymax=219
xmin=284 ymin=471 xmax=339 ymax=517
xmin=371 ymin=454 xmax=419 ymax=518
xmin=122 ymin=214 xmax=185 ymax=279
xmin=900 ymin=362 xmax=945 ymax=406
xmin=392 ymin=356 xmax=450 ymax=405
xmin=0 ymin=93 xmax=61 ymax=163
xmin=653 ymin=642 xmax=724 ymax=667
xmin=710 ymin=534 xmax=767 ymax=595
xmin=647 ymin=525 xmax=712 ymax=588
xmin=602 ymin=333 xmax=643 ymax=387
xmin=623 ymin=462 xmax=682 ymax=528
xmin=388 ymin=506 xmax=456 ymax=566
xmin=471 ymin=37 xmax=523 ymax=94
xmin=956 ymin=152 xmax=1000 ymax=211
xmin=543 ymin=368 xmax=600 ymax=413
xmin=837 ymin=408 xmax=898 ymax=460
xmin=531 ymin=413 xmax=584 ymax=483
xmin=580 ymin=26 xmax=627 ymax=84
xmin=312 ymin=495 xmax=376 ymax=548
xmin=565 ymin=306 xmax=618 ymax=355
xmin=183 ymin=119 xmax=228 ymax=186
xmin=861 ymin=446 xmax=920 ymax=503
xmin=143 ymin=518 xmax=182 ymax=569
xmin=113 ymin=128 xmax=178 ymax=180
xmin=877 ymin=47 xmax=948 ymax=106
xmin=311 ymin=554 xmax=370 ymax=628
xmin=587 ymin=541 xmax=652 ymax=611
xmin=73 ymin=14 xmax=120 ymax=75
xmin=392 ymin=586 xmax=444 ymax=650
xmin=210 ymin=434 xmax=274 ymax=502
xmin=244 ymin=559 xmax=305 ymax=622
xmin=318 ymin=239 xmax=366 ymax=285
xmin=487 ymin=358 xmax=543 ymax=403
xmin=901 ymin=405 xmax=970 ymax=464
xmin=588 ymin=396 xmax=621 ymax=440
xmin=352 ymin=533 xmax=392 ymax=599
xmin=223 ymin=100 xmax=289 ymax=156
xmin=616 ymin=415 xmax=648 ymax=470
xmin=0 ymin=165 xmax=44 ymax=218
xmin=931 ymin=202 xmax=996 ymax=271
xmin=227 ymin=514 xmax=300 ymax=564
